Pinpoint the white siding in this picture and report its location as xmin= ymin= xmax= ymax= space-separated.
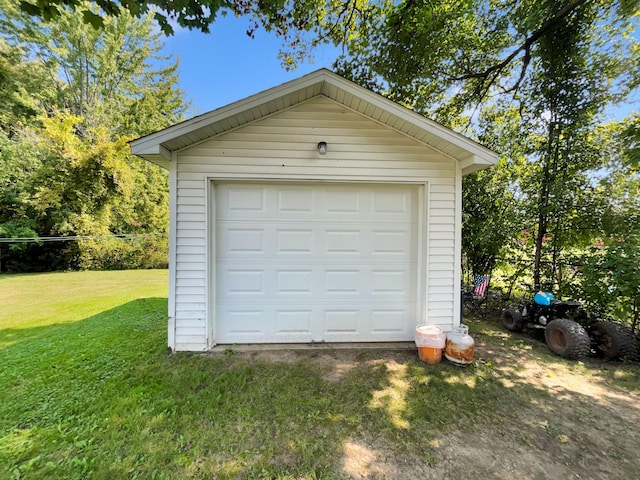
xmin=171 ymin=96 xmax=458 ymax=350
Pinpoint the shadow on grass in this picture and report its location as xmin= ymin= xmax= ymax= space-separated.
xmin=1 ymin=301 xmax=640 ymax=479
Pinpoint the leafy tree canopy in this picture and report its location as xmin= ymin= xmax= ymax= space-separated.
xmin=16 ymin=0 xmax=369 ymax=55
xmin=18 ymin=0 xmax=230 ymax=34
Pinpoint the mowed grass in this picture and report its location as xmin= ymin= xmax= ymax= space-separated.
xmin=1 ymin=270 xmax=639 ymax=479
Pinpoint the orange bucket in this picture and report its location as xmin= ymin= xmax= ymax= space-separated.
xmin=418 ymin=346 xmax=443 ymax=364
xmin=415 ymin=325 xmax=446 ymax=364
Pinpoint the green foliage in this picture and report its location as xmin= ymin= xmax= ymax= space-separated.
xmin=0 ymin=38 xmax=56 ymax=134
xmin=18 ymin=0 xmax=231 ymax=35
xmin=76 ymin=236 xmax=168 ymax=270
xmin=581 ymin=236 xmax=640 ymax=329
xmin=0 ymin=2 xmax=185 ymax=271
xmin=333 ymin=0 xmax=639 ymax=292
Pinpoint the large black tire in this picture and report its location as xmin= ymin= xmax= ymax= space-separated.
xmin=545 ymin=318 xmax=591 ymax=360
xmin=502 ymin=307 xmax=524 ymax=332
xmin=591 ymin=321 xmax=639 ymax=361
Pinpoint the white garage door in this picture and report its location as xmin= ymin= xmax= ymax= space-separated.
xmin=215 ymin=182 xmax=420 ymax=343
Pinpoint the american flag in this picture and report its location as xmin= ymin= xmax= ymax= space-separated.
xmin=473 ymin=274 xmax=489 ymax=298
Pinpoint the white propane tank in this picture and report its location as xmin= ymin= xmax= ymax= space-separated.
xmin=444 ymin=325 xmax=475 ymax=366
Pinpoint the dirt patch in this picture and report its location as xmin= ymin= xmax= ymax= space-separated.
xmin=215 ymin=327 xmax=640 ymax=479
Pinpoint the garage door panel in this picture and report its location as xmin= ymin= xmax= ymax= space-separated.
xmin=225 ymin=270 xmax=264 ymax=294
xmin=225 ymin=185 xmax=266 ymax=213
xmin=373 ymin=190 xmax=410 ymax=214
xmin=372 ymin=229 xmax=414 ymax=256
xmin=370 ymin=310 xmax=408 ymax=333
xmin=276 ymin=269 xmax=313 ymax=293
xmin=215 ymin=182 xmax=420 ymax=344
xmin=223 ymin=228 xmax=265 ymax=254
xmin=371 ymin=270 xmax=411 ymax=295
xmin=275 ymin=310 xmax=313 ymax=334
xmin=325 ymin=229 xmax=360 ymax=253
xmin=277 ymin=188 xmax=314 ymax=212
xmin=277 ymin=229 xmax=314 ymax=253
xmin=324 ymin=190 xmax=360 ymax=213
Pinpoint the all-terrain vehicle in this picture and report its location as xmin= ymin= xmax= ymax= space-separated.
xmin=502 ymin=286 xmax=638 ymax=360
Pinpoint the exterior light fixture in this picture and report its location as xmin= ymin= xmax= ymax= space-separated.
xmin=317 ymin=141 xmax=327 ymax=155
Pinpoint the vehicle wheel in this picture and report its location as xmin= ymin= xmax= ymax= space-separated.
xmin=502 ymin=307 xmax=524 ymax=332
xmin=591 ymin=321 xmax=638 ymax=361
xmin=545 ymin=318 xmax=591 ymax=360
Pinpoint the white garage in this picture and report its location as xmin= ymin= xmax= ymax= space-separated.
xmin=131 ymin=69 xmax=498 ymax=351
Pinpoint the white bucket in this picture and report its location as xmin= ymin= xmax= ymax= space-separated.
xmin=415 ymin=324 xmax=446 ymax=348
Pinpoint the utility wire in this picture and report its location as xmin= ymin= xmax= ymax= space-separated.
xmin=0 ymin=233 xmax=167 ymax=244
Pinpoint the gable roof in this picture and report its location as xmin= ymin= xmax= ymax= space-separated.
xmin=130 ymin=69 xmax=499 ymax=175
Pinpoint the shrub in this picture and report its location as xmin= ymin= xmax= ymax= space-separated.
xmin=76 ymin=236 xmax=168 ymax=270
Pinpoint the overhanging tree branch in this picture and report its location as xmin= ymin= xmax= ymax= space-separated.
xmin=452 ymin=0 xmax=590 ymax=88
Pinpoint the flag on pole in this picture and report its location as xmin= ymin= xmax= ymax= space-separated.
xmin=473 ymin=274 xmax=489 ymax=298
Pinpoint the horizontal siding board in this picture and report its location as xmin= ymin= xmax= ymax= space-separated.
xmin=176 ymin=213 xmax=205 ymax=223
xmin=176 ymin=196 xmax=205 ymax=206
xmin=431 ymin=192 xmax=455 ymax=202
xmin=175 ymin=229 xmax=205 ymax=239
xmin=177 ymin=204 xmax=206 ymax=214
xmin=177 ymin=171 xmax=207 ymax=181
xmin=428 ymin=223 xmax=455 ymax=232
xmin=176 ymin=277 xmax=206 ymax=287
xmin=175 ymin=284 xmax=206 ymax=295
xmin=174 ymin=318 xmax=206 ymax=328
xmin=175 ymin=309 xmax=207 ymax=319
xmin=174 ymin=338 xmax=208 ymax=350
xmin=176 ymin=245 xmax=205 ymax=256
xmin=429 ymin=247 xmax=455 ymax=256
xmin=176 ymin=326 xmax=207 ymax=336
xmin=178 ymin=188 xmax=204 ymax=198
xmin=430 ymin=208 xmax=456 ymax=217
xmin=176 ymin=237 xmax=206 ymax=247
xmin=428 ymin=285 xmax=456 ymax=295
xmin=428 ymin=259 xmax=455 ymax=269
xmin=176 ymin=221 xmax=205 ymax=231
xmin=430 ymin=184 xmax=455 ymax=193
xmin=429 ymin=231 xmax=455 ymax=240
xmin=430 ymin=200 xmax=456 ymax=210
xmin=177 ymin=180 xmax=204 ymax=189
xmin=175 ymin=261 xmax=205 ymax=272
xmin=177 ymin=253 xmax=205 ymax=264
xmin=176 ymin=272 xmax=205 ymax=282
xmin=429 ymin=239 xmax=454 ymax=248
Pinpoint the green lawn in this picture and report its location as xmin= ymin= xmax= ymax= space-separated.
xmin=1 ymin=270 xmax=639 ymax=479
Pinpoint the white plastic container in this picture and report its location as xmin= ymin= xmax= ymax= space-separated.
xmin=444 ymin=325 xmax=475 ymax=366
xmin=415 ymin=325 xmax=446 ymax=364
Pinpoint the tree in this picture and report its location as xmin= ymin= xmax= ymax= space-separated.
xmin=332 ymin=0 xmax=638 ymax=289
xmin=16 ymin=0 xmax=372 ymax=66
xmin=461 ymin=104 xmax=524 ymax=278
xmin=1 ymin=0 xmax=188 ymax=137
xmin=0 ymin=2 xmax=188 ymax=270
xmin=18 ymin=0 xmax=231 ymax=34
xmin=580 ymin=115 xmax=640 ymax=328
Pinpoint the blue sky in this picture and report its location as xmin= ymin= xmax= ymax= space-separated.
xmin=159 ymin=15 xmax=340 ymax=116
xmin=160 ymin=15 xmax=638 ymax=122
